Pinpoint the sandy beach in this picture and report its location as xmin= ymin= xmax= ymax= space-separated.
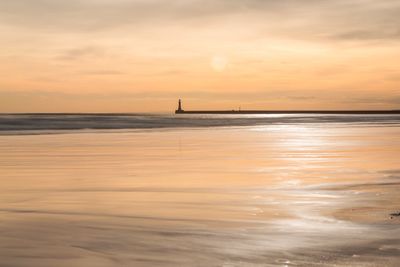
xmin=0 ymin=123 xmax=399 ymax=266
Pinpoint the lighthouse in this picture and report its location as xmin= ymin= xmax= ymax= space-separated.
xmin=175 ymin=99 xmax=184 ymax=113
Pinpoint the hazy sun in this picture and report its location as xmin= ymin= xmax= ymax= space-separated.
xmin=210 ymin=55 xmax=228 ymax=72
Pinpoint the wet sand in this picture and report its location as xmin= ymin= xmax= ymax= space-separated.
xmin=0 ymin=124 xmax=399 ymax=266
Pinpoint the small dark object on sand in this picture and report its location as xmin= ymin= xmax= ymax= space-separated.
xmin=390 ymin=212 xmax=400 ymax=219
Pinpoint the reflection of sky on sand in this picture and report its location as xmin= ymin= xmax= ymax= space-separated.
xmin=0 ymin=124 xmax=399 ymax=266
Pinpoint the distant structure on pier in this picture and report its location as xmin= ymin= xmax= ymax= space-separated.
xmin=176 ymin=99 xmax=184 ymax=113
xmin=175 ymin=99 xmax=400 ymax=115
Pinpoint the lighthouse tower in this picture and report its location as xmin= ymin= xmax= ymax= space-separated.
xmin=175 ymin=99 xmax=184 ymax=113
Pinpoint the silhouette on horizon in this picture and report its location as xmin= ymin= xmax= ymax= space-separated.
xmin=176 ymin=99 xmax=184 ymax=113
xmin=175 ymin=99 xmax=400 ymax=115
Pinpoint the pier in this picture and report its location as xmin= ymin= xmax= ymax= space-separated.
xmin=175 ymin=100 xmax=400 ymax=115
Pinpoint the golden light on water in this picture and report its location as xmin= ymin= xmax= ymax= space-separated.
xmin=1 ymin=123 xmax=400 ymax=265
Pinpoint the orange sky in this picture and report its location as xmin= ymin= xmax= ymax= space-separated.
xmin=1 ymin=0 xmax=400 ymax=112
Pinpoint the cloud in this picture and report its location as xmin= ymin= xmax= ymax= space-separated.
xmin=1 ymin=0 xmax=400 ymax=43
xmin=344 ymin=96 xmax=400 ymax=105
xmin=56 ymin=46 xmax=105 ymax=61
xmin=78 ymin=70 xmax=125 ymax=76
xmin=2 ymin=88 xmax=397 ymax=105
xmin=386 ymin=73 xmax=400 ymax=81
xmin=331 ymin=29 xmax=400 ymax=41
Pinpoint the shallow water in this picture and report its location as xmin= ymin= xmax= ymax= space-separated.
xmin=0 ymin=122 xmax=399 ymax=266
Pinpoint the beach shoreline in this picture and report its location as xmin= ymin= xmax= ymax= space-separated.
xmin=0 ymin=123 xmax=399 ymax=266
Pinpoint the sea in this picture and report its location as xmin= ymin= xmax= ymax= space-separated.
xmin=0 ymin=113 xmax=399 ymax=266
xmin=0 ymin=113 xmax=400 ymax=133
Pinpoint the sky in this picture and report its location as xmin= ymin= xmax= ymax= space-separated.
xmin=1 ymin=0 xmax=400 ymax=112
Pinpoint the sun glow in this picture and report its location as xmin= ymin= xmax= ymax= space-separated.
xmin=210 ymin=55 xmax=228 ymax=72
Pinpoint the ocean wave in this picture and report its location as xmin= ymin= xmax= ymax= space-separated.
xmin=0 ymin=113 xmax=399 ymax=134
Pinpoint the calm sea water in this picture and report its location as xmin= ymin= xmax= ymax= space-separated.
xmin=0 ymin=114 xmax=399 ymax=266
